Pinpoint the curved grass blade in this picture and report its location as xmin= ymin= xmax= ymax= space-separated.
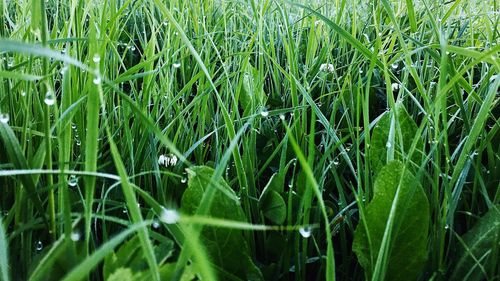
xmin=0 ymin=214 xmax=9 ymax=281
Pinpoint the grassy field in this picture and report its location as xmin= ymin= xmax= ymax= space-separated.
xmin=0 ymin=0 xmax=499 ymax=280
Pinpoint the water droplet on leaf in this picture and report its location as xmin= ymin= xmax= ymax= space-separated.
xmin=44 ymin=91 xmax=56 ymax=106
xmin=160 ymin=208 xmax=180 ymax=224
xmin=299 ymin=226 xmax=312 ymax=238
xmin=0 ymin=113 xmax=9 ymax=124
xmin=35 ymin=241 xmax=43 ymax=251
xmin=92 ymin=53 xmax=100 ymax=63
xmin=70 ymin=231 xmax=81 ymax=241
xmin=68 ymin=175 xmax=78 ymax=187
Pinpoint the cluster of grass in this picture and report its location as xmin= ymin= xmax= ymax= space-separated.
xmin=0 ymin=0 xmax=499 ymax=280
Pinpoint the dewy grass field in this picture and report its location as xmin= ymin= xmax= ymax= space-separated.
xmin=0 ymin=0 xmax=499 ymax=280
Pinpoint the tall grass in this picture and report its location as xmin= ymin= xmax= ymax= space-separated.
xmin=0 ymin=0 xmax=498 ymax=280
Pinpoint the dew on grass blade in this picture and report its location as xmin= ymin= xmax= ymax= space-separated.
xmin=93 ymin=75 xmax=101 ymax=85
xmin=0 ymin=113 xmax=9 ymax=124
xmin=279 ymin=114 xmax=285 ymax=120
xmin=92 ymin=53 xmax=101 ymax=63
xmin=181 ymin=177 xmax=187 ymax=184
xmin=299 ymin=226 xmax=312 ymax=238
xmin=260 ymin=109 xmax=269 ymax=117
xmin=70 ymin=231 xmax=81 ymax=241
xmin=386 ymin=141 xmax=392 ymax=148
xmin=152 ymin=219 xmax=160 ymax=229
xmin=391 ymin=63 xmax=398 ymax=70
xmin=60 ymin=65 xmax=68 ymax=74
xmin=173 ymin=62 xmax=181 ymax=68
xmin=35 ymin=241 xmax=43 ymax=251
xmin=44 ymin=91 xmax=56 ymax=106
xmin=68 ymin=175 xmax=78 ymax=187
xmin=160 ymin=208 xmax=180 ymax=224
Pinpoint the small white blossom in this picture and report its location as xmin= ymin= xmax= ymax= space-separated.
xmin=391 ymin=82 xmax=400 ymax=91
xmin=169 ymin=154 xmax=178 ymax=166
xmin=158 ymin=153 xmax=178 ymax=167
xmin=319 ymin=63 xmax=335 ymax=73
xmin=158 ymin=154 xmax=167 ymax=166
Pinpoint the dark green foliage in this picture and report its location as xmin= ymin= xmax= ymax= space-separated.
xmin=353 ymin=161 xmax=430 ymax=281
xmin=181 ymin=166 xmax=263 ymax=281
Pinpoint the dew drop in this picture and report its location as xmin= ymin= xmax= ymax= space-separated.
xmin=122 ymin=207 xmax=128 ymax=213
xmin=160 ymin=208 xmax=180 ymax=224
xmin=35 ymin=240 xmax=43 ymax=251
xmin=386 ymin=141 xmax=392 ymax=148
xmin=92 ymin=53 xmax=101 ymax=63
xmin=391 ymin=63 xmax=398 ymax=69
xmin=333 ymin=159 xmax=339 ymax=166
xmin=130 ymin=46 xmax=136 ymax=51
xmin=181 ymin=177 xmax=187 ymax=184
xmin=68 ymin=175 xmax=78 ymax=187
xmin=299 ymin=226 xmax=312 ymax=238
xmin=162 ymin=20 xmax=168 ymax=26
xmin=21 ymin=91 xmax=26 ymax=97
xmin=44 ymin=91 xmax=56 ymax=106
xmin=152 ymin=219 xmax=160 ymax=229
xmin=93 ymin=75 xmax=101 ymax=85
xmin=279 ymin=114 xmax=285 ymax=120
xmin=260 ymin=110 xmax=269 ymax=117
xmin=0 ymin=113 xmax=9 ymax=124
xmin=173 ymin=62 xmax=181 ymax=68
xmin=60 ymin=65 xmax=68 ymax=75
xmin=70 ymin=231 xmax=81 ymax=241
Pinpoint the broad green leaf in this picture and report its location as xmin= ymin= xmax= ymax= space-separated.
xmin=353 ymin=161 xmax=430 ymax=281
xmin=258 ymin=190 xmax=286 ymax=225
xmin=132 ymin=263 xmax=196 ymax=281
xmin=449 ymin=206 xmax=500 ymax=281
xmin=61 ymin=222 xmax=149 ymax=281
xmin=181 ymin=166 xmax=263 ymax=281
xmin=107 ymin=268 xmax=134 ymax=281
xmin=29 ymin=237 xmax=75 ymax=281
xmin=370 ymin=105 xmax=422 ymax=175
xmin=258 ymin=173 xmax=286 ymax=224
xmin=262 ymin=172 xmax=285 ymax=194
xmin=103 ymin=235 xmax=174 ymax=279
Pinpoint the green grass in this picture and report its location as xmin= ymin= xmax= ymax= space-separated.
xmin=0 ymin=0 xmax=499 ymax=280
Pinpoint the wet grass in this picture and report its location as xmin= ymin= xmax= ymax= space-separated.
xmin=0 ymin=0 xmax=499 ymax=280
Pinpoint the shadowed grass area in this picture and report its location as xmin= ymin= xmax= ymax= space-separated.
xmin=0 ymin=0 xmax=498 ymax=280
